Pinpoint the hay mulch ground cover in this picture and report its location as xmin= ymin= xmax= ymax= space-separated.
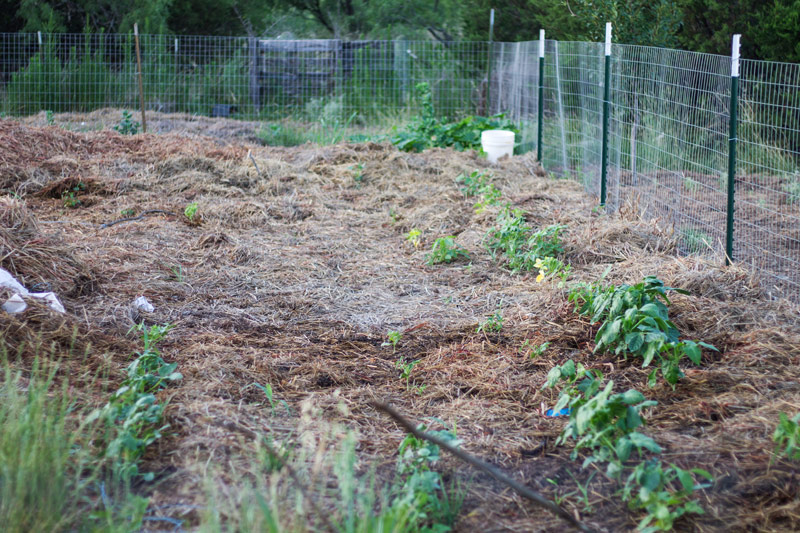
xmin=2 ymin=114 xmax=800 ymax=532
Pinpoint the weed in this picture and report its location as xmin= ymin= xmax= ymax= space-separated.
xmin=113 ymin=110 xmax=140 ymax=135
xmin=405 ymin=229 xmax=422 ymax=248
xmin=476 ymin=310 xmax=504 ymax=334
xmin=350 ymin=163 xmax=365 ymax=185
xmin=534 ymin=256 xmax=571 ymax=285
xmin=485 ymin=204 xmax=567 ymax=274
xmin=773 ymin=412 xmax=800 ymax=460
xmin=250 ymin=382 xmax=291 ymax=416
xmin=783 ymin=178 xmax=800 ymax=204
xmin=383 ymin=330 xmax=403 ymax=351
xmin=426 ymin=236 xmax=469 ymax=265
xmin=682 ymin=176 xmax=700 ymax=192
xmin=680 ymin=228 xmax=711 ymax=254
xmin=95 ymin=323 xmax=180 ymax=481
xmin=170 ymin=265 xmax=185 ymax=283
xmin=45 ymin=110 xmax=54 ymax=125
xmin=456 ymin=170 xmax=492 ymax=197
xmin=120 ymin=208 xmax=136 ymax=217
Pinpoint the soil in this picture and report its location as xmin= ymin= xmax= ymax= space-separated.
xmin=2 ymin=112 xmax=800 ymax=532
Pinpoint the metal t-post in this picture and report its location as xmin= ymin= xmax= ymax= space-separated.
xmin=726 ymin=35 xmax=741 ymax=265
xmin=486 ymin=9 xmax=495 ymax=115
xmin=600 ymin=23 xmax=612 ymax=206
xmin=537 ymin=29 xmax=544 ymax=162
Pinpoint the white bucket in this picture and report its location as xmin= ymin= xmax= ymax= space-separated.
xmin=481 ymin=130 xmax=515 ymax=163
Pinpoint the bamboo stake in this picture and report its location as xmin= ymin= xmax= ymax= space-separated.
xmin=133 ymin=24 xmax=147 ymax=133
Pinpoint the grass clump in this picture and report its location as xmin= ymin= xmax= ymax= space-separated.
xmin=0 ymin=358 xmax=103 ymax=532
xmin=773 ymin=412 xmax=800 ymax=460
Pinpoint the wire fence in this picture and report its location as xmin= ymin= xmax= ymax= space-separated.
xmin=0 ymin=31 xmax=798 ymax=300
xmin=0 ymin=32 xmax=489 ymax=124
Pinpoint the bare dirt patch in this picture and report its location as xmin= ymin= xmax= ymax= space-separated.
xmin=2 ymin=117 xmax=799 ymax=532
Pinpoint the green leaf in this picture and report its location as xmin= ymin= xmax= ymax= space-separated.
xmin=683 ymin=341 xmax=702 ymax=365
xmin=616 ymin=436 xmax=633 ymax=461
xmin=620 ymin=389 xmax=646 ymax=405
xmin=625 ymin=332 xmax=644 ymax=353
xmin=628 ymin=432 xmax=663 ymax=454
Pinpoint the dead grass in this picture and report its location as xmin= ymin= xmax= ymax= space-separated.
xmin=1 ymin=115 xmax=799 ymax=532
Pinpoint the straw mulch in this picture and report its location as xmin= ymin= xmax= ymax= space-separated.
xmin=1 ymin=115 xmax=799 ymax=532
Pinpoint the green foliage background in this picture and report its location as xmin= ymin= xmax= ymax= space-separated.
xmin=0 ymin=0 xmax=798 ymax=61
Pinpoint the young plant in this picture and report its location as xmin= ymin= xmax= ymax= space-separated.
xmin=382 ymin=330 xmax=403 ymax=351
xmin=250 ymin=382 xmax=291 ymax=416
xmin=395 ymin=358 xmax=420 ymax=391
xmin=184 ymin=202 xmax=199 ymax=224
xmin=405 ymin=229 xmax=422 ymax=248
xmin=61 ymin=181 xmax=86 ymax=208
xmin=426 ymin=236 xmax=469 ymax=265
xmin=568 ymin=276 xmax=716 ymax=387
xmin=773 ymin=412 xmax=800 ymax=460
xmin=476 ymin=309 xmax=504 ymax=334
xmin=457 ymin=169 xmax=492 ymax=197
xmin=534 ymin=256 xmax=571 ymax=285
xmin=521 ymin=340 xmax=550 ymax=359
xmin=350 ymin=162 xmax=365 ymax=185
xmin=113 ymin=110 xmax=140 ymax=135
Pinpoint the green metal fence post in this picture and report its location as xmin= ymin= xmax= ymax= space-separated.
xmin=537 ymin=29 xmax=544 ymax=162
xmin=600 ymin=22 xmax=612 ymax=206
xmin=486 ymin=9 xmax=495 ymax=115
xmin=726 ymin=34 xmax=741 ymax=265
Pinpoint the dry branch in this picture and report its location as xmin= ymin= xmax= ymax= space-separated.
xmin=374 ymin=402 xmax=598 ymax=533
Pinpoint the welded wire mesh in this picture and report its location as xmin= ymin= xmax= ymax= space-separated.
xmin=607 ymin=46 xmax=731 ymax=259
xmin=490 ymin=40 xmax=539 ymax=152
xmin=0 ymin=32 xmax=489 ymax=127
xmin=738 ymin=59 xmax=800 ymax=298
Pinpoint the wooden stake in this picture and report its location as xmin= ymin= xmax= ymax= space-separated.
xmin=133 ymin=24 xmax=147 ymax=133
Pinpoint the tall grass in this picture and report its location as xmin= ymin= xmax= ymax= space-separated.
xmin=0 ymin=356 xmax=104 ymax=532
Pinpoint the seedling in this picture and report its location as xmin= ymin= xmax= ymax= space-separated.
xmin=350 ymin=162 xmax=365 ymax=185
xmin=250 ymin=382 xmax=291 ymax=416
xmin=405 ymin=228 xmax=422 ymax=248
xmin=45 ymin=110 xmax=54 ymax=125
xmin=773 ymin=412 xmax=800 ymax=460
xmin=113 ymin=110 xmax=140 ymax=135
xmin=476 ymin=310 xmax=503 ymax=333
xmin=395 ymin=358 xmax=420 ymax=390
xmin=120 ymin=208 xmax=136 ymax=217
xmin=382 ymin=330 xmax=403 ymax=351
xmin=184 ymin=202 xmax=199 ymax=223
xmin=426 ymin=236 xmax=469 ymax=265
xmin=522 ymin=340 xmax=550 ymax=359
xmin=170 ymin=265 xmax=185 ymax=283
xmin=61 ymin=181 xmax=86 ymax=208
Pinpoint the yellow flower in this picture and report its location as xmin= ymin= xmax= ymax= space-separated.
xmin=536 ymin=271 xmax=545 ymax=283
xmin=534 ymin=257 xmax=545 ymax=269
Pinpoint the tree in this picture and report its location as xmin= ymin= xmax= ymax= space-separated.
xmin=566 ymin=0 xmax=683 ymax=47
xmin=460 ymin=0 xmax=583 ymax=42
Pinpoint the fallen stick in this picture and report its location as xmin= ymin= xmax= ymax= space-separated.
xmin=374 ymin=402 xmax=597 ymax=533
xmin=100 ymin=209 xmax=176 ymax=229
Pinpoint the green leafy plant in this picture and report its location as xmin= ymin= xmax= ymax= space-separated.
xmin=113 ymin=110 xmax=140 ymax=135
xmin=773 ymin=412 xmax=800 ymax=460
xmin=405 ymin=229 xmax=422 ymax=248
xmin=45 ymin=110 xmax=55 ymax=125
xmin=391 ymin=82 xmax=518 ymax=153
xmin=426 ymin=236 xmax=469 ymax=265
xmin=621 ymin=460 xmax=713 ymax=532
xmin=184 ymin=202 xmax=199 ymax=223
xmin=456 ymin=170 xmax=492 ymax=197
xmin=680 ymin=228 xmax=711 ymax=254
xmin=383 ymin=330 xmax=403 ymax=351
xmin=534 ymin=256 xmax=571 ymax=285
xmin=395 ymin=358 xmax=421 ymax=391
xmin=120 ymin=208 xmax=136 ymax=217
xmin=568 ymin=276 xmax=717 ymax=387
xmin=485 ymin=205 xmax=567 ymax=274
xmin=350 ymin=162 xmax=365 ymax=185
xmin=522 ymin=340 xmax=550 ymax=359
xmin=94 ymin=323 xmax=180 ymax=481
xmin=61 ymin=181 xmax=86 ymax=208
xmin=476 ymin=310 xmax=504 ymax=333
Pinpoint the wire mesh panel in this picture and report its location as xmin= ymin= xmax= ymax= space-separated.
xmin=547 ymin=41 xmax=605 ymax=193
xmin=608 ymin=46 xmax=731 ymax=259
xmin=0 ymin=33 xmax=489 ymax=126
xmin=738 ymin=59 xmax=800 ymax=299
xmin=490 ymin=40 xmax=539 ymax=152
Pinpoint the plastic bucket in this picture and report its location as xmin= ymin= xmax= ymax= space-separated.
xmin=481 ymin=130 xmax=515 ymax=163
